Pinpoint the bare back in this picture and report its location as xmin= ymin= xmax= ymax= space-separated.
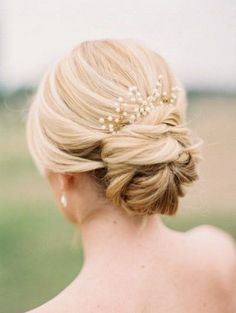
xmin=28 ymin=225 xmax=236 ymax=313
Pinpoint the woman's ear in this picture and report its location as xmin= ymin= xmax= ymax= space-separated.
xmin=45 ymin=170 xmax=73 ymax=194
xmin=58 ymin=172 xmax=74 ymax=192
xmin=45 ymin=170 xmax=103 ymax=225
xmin=57 ymin=173 xmax=79 ymax=224
xmin=45 ymin=170 xmax=78 ymax=223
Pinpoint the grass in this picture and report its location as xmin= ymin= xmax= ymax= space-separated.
xmin=0 ymin=199 xmax=83 ymax=313
xmin=0 ymin=90 xmax=235 ymax=313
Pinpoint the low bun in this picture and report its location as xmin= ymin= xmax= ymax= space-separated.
xmin=101 ymin=106 xmax=201 ymax=216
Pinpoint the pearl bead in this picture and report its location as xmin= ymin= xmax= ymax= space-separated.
xmin=162 ymin=91 xmax=167 ymax=96
xmin=140 ymin=108 xmax=144 ymax=113
xmin=116 ymin=107 xmax=121 ymax=112
xmin=101 ymin=125 xmax=106 ymax=129
xmin=108 ymin=116 xmax=113 ymax=121
xmin=129 ymin=86 xmax=137 ymax=92
xmin=123 ymin=111 xmax=128 ymax=116
xmin=158 ymin=74 xmax=163 ymax=80
xmin=99 ymin=117 xmax=104 ymax=123
xmin=115 ymin=118 xmax=119 ymax=123
xmin=172 ymin=86 xmax=181 ymax=91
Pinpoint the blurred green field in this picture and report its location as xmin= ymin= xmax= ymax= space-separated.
xmin=0 ymin=89 xmax=236 ymax=313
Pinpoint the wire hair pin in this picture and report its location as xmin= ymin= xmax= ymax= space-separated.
xmin=98 ymin=74 xmax=181 ymax=134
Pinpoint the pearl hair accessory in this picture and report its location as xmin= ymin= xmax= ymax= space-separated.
xmin=98 ymin=74 xmax=182 ymax=134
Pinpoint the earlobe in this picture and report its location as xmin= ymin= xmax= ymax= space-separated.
xmin=58 ymin=173 xmax=79 ymax=224
xmin=58 ymin=174 xmax=69 ymax=209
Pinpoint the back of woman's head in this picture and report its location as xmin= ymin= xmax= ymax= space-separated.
xmin=26 ymin=39 xmax=202 ymax=216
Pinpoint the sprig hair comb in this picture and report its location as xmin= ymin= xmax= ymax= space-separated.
xmin=98 ymin=74 xmax=181 ymax=134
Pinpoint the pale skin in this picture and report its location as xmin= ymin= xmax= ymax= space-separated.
xmin=27 ymin=171 xmax=236 ymax=313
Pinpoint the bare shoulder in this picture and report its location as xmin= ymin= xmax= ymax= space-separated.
xmin=186 ymin=224 xmax=236 ymax=309
xmin=186 ymin=224 xmax=236 ymax=263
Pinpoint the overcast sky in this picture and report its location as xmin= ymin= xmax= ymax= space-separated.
xmin=1 ymin=0 xmax=236 ymax=90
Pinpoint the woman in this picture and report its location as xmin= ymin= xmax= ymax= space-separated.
xmin=26 ymin=39 xmax=236 ymax=312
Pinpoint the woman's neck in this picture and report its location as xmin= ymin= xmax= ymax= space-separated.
xmin=78 ymin=203 xmax=165 ymax=267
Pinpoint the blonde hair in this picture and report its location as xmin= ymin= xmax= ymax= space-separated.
xmin=26 ymin=39 xmax=202 ymax=216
